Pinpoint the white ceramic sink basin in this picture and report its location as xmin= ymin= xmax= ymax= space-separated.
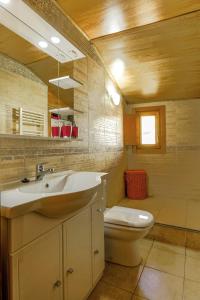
xmin=19 ymin=174 xmax=67 ymax=194
xmin=1 ymin=171 xmax=106 ymax=218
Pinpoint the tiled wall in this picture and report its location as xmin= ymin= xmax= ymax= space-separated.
xmin=126 ymin=99 xmax=200 ymax=229
xmin=0 ymin=0 xmax=126 ymax=206
xmin=0 ymin=57 xmax=125 ymax=207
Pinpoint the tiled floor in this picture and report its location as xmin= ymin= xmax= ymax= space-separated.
xmin=119 ymin=197 xmax=200 ymax=231
xmin=88 ymin=239 xmax=200 ymax=300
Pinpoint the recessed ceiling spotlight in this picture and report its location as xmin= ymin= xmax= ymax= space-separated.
xmin=38 ymin=41 xmax=48 ymax=49
xmin=51 ymin=36 xmax=60 ymax=44
xmin=0 ymin=0 xmax=10 ymax=4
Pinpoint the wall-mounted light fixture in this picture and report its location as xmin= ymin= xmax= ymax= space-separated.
xmin=107 ymin=82 xmax=121 ymax=106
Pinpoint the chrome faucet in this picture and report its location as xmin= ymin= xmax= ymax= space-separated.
xmin=36 ymin=163 xmax=54 ymax=181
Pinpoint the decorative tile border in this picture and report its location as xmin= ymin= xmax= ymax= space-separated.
xmin=147 ymin=223 xmax=200 ymax=250
xmin=0 ymin=53 xmax=44 ymax=84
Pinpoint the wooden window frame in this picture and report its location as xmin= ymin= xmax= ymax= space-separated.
xmin=135 ymin=106 xmax=166 ymax=154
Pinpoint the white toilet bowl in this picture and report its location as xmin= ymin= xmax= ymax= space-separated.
xmin=104 ymin=206 xmax=154 ymax=267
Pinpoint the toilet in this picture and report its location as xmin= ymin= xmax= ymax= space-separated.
xmin=104 ymin=206 xmax=154 ymax=267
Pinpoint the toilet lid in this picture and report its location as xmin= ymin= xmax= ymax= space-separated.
xmin=104 ymin=206 xmax=154 ymax=228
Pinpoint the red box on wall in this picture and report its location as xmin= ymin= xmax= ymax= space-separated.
xmin=51 ymin=126 xmax=60 ymax=137
xmin=72 ymin=126 xmax=79 ymax=138
xmin=61 ymin=125 xmax=72 ymax=138
xmin=125 ymin=170 xmax=148 ymax=200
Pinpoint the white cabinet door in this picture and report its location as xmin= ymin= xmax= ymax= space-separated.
xmin=10 ymin=226 xmax=63 ymax=300
xmin=92 ymin=200 xmax=105 ymax=285
xmin=63 ymin=207 xmax=92 ymax=300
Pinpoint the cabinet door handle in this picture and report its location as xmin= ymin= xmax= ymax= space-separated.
xmin=54 ymin=280 xmax=62 ymax=288
xmin=94 ymin=249 xmax=99 ymax=255
xmin=66 ymin=268 xmax=74 ymax=274
xmin=97 ymin=208 xmax=103 ymax=213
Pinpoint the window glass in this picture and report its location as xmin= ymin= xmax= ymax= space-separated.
xmin=141 ymin=115 xmax=156 ymax=145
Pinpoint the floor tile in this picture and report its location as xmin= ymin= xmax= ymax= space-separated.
xmin=135 ymin=267 xmax=184 ymax=300
xmin=186 ymin=247 xmax=200 ymax=259
xmin=186 ymin=199 xmax=200 ymax=231
xmin=146 ymin=242 xmax=185 ymax=277
xmin=138 ymin=238 xmax=153 ymax=262
xmin=102 ymin=262 xmax=144 ymax=292
xmin=132 ymin=296 xmax=148 ymax=300
xmin=153 ymin=241 xmax=185 ymax=255
xmin=185 ymin=256 xmax=200 ymax=282
xmin=183 ymin=279 xmax=200 ymax=300
xmin=88 ymin=280 xmax=132 ymax=300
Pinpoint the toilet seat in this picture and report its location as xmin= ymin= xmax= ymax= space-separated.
xmin=104 ymin=206 xmax=154 ymax=228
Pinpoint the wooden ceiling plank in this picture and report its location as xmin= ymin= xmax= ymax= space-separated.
xmin=56 ymin=0 xmax=200 ymax=39
xmin=93 ymin=11 xmax=200 ymax=102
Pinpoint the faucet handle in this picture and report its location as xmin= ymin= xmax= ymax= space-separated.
xmin=36 ymin=162 xmax=47 ymax=172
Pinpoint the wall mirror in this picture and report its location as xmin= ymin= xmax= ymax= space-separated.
xmin=0 ymin=0 xmax=85 ymax=139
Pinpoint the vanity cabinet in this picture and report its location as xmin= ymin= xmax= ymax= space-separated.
xmin=10 ymin=226 xmax=63 ymax=300
xmin=7 ymin=194 xmax=105 ymax=300
xmin=91 ymin=200 xmax=105 ymax=285
xmin=63 ymin=207 xmax=92 ymax=300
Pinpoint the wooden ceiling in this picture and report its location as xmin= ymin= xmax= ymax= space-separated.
xmin=56 ymin=0 xmax=200 ymax=103
xmin=94 ymin=11 xmax=200 ymax=102
xmin=56 ymin=0 xmax=200 ymax=39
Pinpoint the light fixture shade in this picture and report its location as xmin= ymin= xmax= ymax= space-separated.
xmin=112 ymin=92 xmax=121 ymax=106
xmin=0 ymin=0 xmax=10 ymax=4
xmin=51 ymin=36 xmax=60 ymax=44
xmin=0 ymin=0 xmax=85 ymax=63
xmin=49 ymin=76 xmax=82 ymax=89
xmin=38 ymin=41 xmax=48 ymax=49
xmin=107 ymin=82 xmax=121 ymax=106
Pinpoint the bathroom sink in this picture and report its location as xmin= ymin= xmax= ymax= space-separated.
xmin=19 ymin=174 xmax=68 ymax=194
xmin=1 ymin=171 xmax=106 ymax=219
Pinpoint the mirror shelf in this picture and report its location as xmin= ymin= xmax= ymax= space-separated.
xmin=49 ymin=75 xmax=82 ymax=89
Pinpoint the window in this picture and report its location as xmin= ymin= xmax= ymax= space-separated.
xmin=135 ymin=106 xmax=166 ymax=153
